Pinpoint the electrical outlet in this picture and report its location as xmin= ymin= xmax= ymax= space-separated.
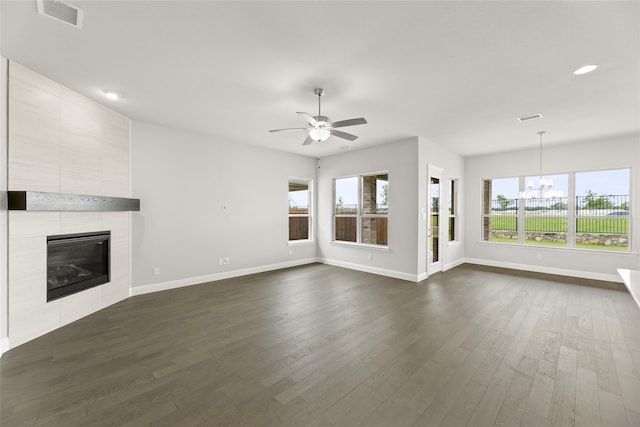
xmin=218 ymin=258 xmax=223 ymax=266
xmin=153 ymin=267 xmax=160 ymax=276
xmin=537 ymin=254 xmax=543 ymax=260
xmin=223 ymin=257 xmax=230 ymax=265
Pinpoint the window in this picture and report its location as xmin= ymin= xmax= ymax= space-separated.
xmin=482 ymin=177 xmax=519 ymax=242
xmin=575 ymin=169 xmax=630 ymax=251
xmin=523 ymin=174 xmax=568 ymax=247
xmin=335 ymin=176 xmax=358 ymax=242
xmin=483 ymin=168 xmax=631 ymax=251
xmin=448 ymin=179 xmax=458 ymax=241
xmin=289 ymin=179 xmax=311 ymax=241
xmin=334 ymin=173 xmax=388 ymax=246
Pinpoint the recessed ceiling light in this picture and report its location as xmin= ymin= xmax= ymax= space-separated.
xmin=573 ymin=65 xmax=598 ymax=75
xmin=102 ymin=90 xmax=121 ymax=100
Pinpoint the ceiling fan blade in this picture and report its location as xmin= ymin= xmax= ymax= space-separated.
xmin=330 ymin=118 xmax=367 ymax=128
xmin=302 ymin=135 xmax=313 ymax=145
xmin=330 ymin=129 xmax=358 ymax=141
xmin=269 ymin=127 xmax=308 ymax=133
xmin=297 ymin=112 xmax=319 ymax=127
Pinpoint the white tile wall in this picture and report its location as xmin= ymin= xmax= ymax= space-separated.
xmin=7 ymin=61 xmax=132 ymax=348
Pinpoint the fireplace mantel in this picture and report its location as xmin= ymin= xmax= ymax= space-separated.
xmin=8 ymin=191 xmax=140 ymax=212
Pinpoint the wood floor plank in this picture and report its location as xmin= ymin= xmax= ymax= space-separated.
xmin=524 ymin=372 xmax=554 ymax=421
xmin=626 ymin=408 xmax=640 ymax=427
xmin=419 ymin=345 xmax=488 ymax=424
xmin=2 ymin=263 xmax=639 ymax=427
xmin=548 ymin=370 xmax=577 ymax=427
xmin=595 ymin=338 xmax=622 ymax=395
xmin=466 ymin=350 xmax=521 ymax=426
xmin=575 ymin=399 xmax=600 ymax=427
xmin=438 ymin=379 xmax=486 ymax=427
xmin=576 ymin=367 xmax=600 ymax=410
xmin=492 ymin=355 xmax=537 ymax=426
xmin=598 ymin=388 xmax=629 ymax=427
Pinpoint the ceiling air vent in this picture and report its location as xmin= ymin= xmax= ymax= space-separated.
xmin=517 ymin=113 xmax=543 ymax=122
xmin=36 ymin=0 xmax=83 ymax=29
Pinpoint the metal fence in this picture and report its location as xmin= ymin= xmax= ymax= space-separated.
xmin=575 ymin=194 xmax=629 ymax=216
xmin=335 ymin=203 xmax=388 ymax=214
xmin=489 ymin=194 xmax=630 ymax=234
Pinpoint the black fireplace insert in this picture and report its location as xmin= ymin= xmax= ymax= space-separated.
xmin=47 ymin=231 xmax=110 ymax=301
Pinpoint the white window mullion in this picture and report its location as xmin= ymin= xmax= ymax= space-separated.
xmin=567 ymin=172 xmax=575 ymax=248
xmin=518 ymin=176 xmax=525 ymax=244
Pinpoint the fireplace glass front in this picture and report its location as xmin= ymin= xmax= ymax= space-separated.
xmin=47 ymin=231 xmax=110 ymax=301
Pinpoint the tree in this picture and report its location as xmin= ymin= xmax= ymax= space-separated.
xmin=382 ymin=184 xmax=389 ymax=207
xmin=583 ymin=190 xmax=613 ymax=210
xmin=336 ymin=196 xmax=344 ymax=211
xmin=496 ymin=194 xmax=513 ymax=210
xmin=432 ymin=196 xmax=439 ymax=211
xmin=550 ymin=202 xmax=568 ymax=211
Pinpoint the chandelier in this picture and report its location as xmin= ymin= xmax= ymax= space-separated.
xmin=518 ymin=131 xmax=564 ymax=200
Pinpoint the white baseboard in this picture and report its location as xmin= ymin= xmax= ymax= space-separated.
xmin=444 ymin=258 xmax=466 ymax=272
xmin=0 ymin=337 xmax=9 ymax=356
xmin=131 ymin=258 xmax=319 ymax=296
xmin=415 ymin=257 xmax=465 ymax=283
xmin=319 ymin=258 xmax=420 ymax=282
xmin=463 ymin=257 xmax=623 ymax=283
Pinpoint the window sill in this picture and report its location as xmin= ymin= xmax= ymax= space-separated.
xmin=288 ymin=239 xmax=314 ymax=246
xmin=476 ymin=240 xmax=637 ymax=256
xmin=330 ymin=241 xmax=390 ymax=251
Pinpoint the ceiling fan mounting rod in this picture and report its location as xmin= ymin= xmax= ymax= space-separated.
xmin=314 ymin=88 xmax=324 ymax=117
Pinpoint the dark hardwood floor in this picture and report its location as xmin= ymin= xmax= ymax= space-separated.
xmin=2 ymin=263 xmax=640 ymax=426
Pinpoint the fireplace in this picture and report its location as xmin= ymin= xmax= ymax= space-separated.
xmin=47 ymin=231 xmax=110 ymax=301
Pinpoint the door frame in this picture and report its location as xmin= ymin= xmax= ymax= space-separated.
xmin=428 ymin=165 xmax=444 ymax=276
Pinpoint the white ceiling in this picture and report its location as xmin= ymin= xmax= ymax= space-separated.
xmin=1 ymin=1 xmax=639 ymax=158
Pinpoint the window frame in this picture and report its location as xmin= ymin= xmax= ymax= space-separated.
xmin=288 ymin=177 xmax=313 ymax=243
xmin=482 ymin=168 xmax=632 ymax=252
xmin=333 ymin=171 xmax=389 ymax=247
xmin=448 ymin=178 xmax=458 ymax=242
xmin=522 ymin=173 xmax=570 ymax=248
xmin=482 ymin=177 xmax=519 ymax=243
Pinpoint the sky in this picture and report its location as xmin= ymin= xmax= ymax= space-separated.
xmin=289 ymin=188 xmax=309 ymax=208
xmin=492 ymin=168 xmax=630 ymax=200
xmin=333 ymin=176 xmax=387 ymax=206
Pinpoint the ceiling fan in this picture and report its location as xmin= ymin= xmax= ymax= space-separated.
xmin=269 ymin=88 xmax=367 ymax=145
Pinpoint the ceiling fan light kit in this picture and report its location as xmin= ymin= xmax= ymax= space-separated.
xmin=309 ymin=128 xmax=331 ymax=142
xmin=269 ymin=88 xmax=367 ymax=145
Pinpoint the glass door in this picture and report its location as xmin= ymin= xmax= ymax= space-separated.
xmin=428 ymin=166 xmax=443 ymax=275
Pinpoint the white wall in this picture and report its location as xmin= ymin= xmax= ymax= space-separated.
xmin=131 ymin=121 xmax=318 ymax=293
xmin=417 ymin=137 xmax=466 ymax=278
xmin=465 ymin=134 xmax=640 ymax=281
xmin=315 ymin=137 xmax=465 ymax=282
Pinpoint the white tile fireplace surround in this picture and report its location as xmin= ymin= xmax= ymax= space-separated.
xmin=6 ymin=62 xmax=132 ymax=348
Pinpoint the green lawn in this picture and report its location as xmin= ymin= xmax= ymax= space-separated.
xmin=488 ymin=215 xmax=629 ymax=250
xmin=489 ymin=216 xmax=629 ymax=233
